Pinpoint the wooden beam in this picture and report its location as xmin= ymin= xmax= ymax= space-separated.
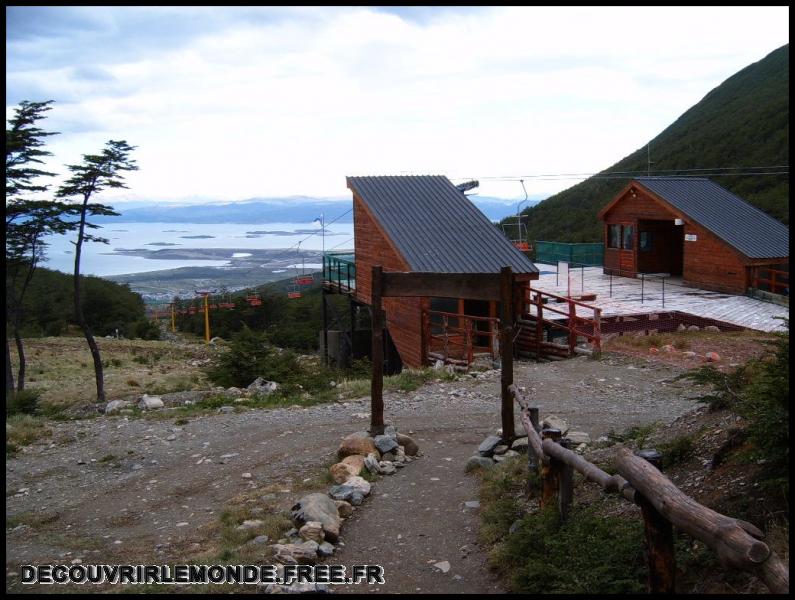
xmin=381 ymin=272 xmax=501 ymax=301
xmin=616 ymin=447 xmax=789 ymax=594
xmin=370 ymin=266 xmax=385 ymax=435
xmin=499 ymin=266 xmax=515 ymax=440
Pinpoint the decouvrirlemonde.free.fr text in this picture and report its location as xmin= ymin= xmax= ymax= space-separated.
xmin=21 ymin=564 xmax=385 ymax=585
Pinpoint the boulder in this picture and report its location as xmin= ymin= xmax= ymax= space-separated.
xmin=334 ymin=500 xmax=354 ymax=518
xmin=236 ymin=519 xmax=264 ymax=531
xmin=318 ymin=542 xmax=335 ymax=557
xmin=465 ymin=456 xmax=495 ymax=472
xmin=705 ymin=351 xmax=721 ymax=362
xmin=384 ymin=425 xmax=398 ymax=440
xmin=138 ymin=394 xmax=164 ymax=410
xmin=105 ymin=400 xmax=131 ymax=415
xmin=478 ymin=435 xmax=503 ymax=457
xmin=396 ymin=433 xmax=419 ymax=456
xmin=566 ymin=431 xmax=591 ymax=444
xmin=291 ymin=493 xmax=342 ymax=543
xmin=329 ymin=463 xmax=354 ymax=484
xmin=379 ymin=461 xmax=396 ymax=475
xmin=298 ymin=521 xmax=325 ymax=544
xmin=541 ymin=415 xmax=569 ymax=436
xmin=341 ymin=454 xmax=365 ymax=475
xmin=373 ymin=435 xmax=399 ymax=454
xmin=247 ymin=377 xmax=279 ymax=395
xmin=364 ymin=453 xmax=381 ymax=475
xmin=677 ymin=323 xmax=687 ymax=331
xmin=493 ymin=444 xmax=509 ymax=455
xmin=682 ymin=351 xmax=697 ymax=358
xmin=662 ymin=344 xmax=676 ymax=353
xmin=337 ymin=432 xmax=378 ymax=459
xmin=687 ymin=325 xmax=701 ymax=332
xmin=270 ymin=541 xmax=318 ymax=565
xmin=704 ymin=325 xmax=721 ymax=332
xmin=494 ymin=450 xmax=520 ymax=462
xmin=511 ymin=437 xmax=529 ymax=452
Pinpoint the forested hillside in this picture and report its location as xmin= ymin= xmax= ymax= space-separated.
xmin=519 ymin=44 xmax=789 ymax=244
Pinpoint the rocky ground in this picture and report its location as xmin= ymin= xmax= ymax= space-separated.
xmin=6 ymin=352 xmax=707 ymax=593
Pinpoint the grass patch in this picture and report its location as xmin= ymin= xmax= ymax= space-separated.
xmin=604 ymin=422 xmax=659 ymax=449
xmin=478 ymin=454 xmax=535 ymax=545
xmin=7 ymin=510 xmax=61 ymax=529
xmin=659 ymin=435 xmax=696 ymax=468
xmin=6 ymin=414 xmax=52 ymax=456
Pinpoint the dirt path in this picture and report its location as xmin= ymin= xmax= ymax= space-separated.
xmin=6 ymin=353 xmax=705 ymax=592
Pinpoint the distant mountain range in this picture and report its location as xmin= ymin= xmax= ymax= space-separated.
xmin=94 ymin=194 xmax=541 ymax=225
xmin=517 ymin=44 xmax=789 ymax=243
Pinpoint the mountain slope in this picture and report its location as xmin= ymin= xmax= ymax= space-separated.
xmin=521 ymin=44 xmax=789 ymax=244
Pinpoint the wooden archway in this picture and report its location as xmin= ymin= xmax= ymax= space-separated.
xmin=369 ymin=265 xmax=517 ymax=439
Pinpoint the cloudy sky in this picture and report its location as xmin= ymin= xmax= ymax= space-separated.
xmin=6 ymin=6 xmax=789 ymax=203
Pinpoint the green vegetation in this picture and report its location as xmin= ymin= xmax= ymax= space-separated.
xmin=6 ymin=414 xmax=52 ymax=456
xmin=604 ymin=422 xmax=659 ymax=449
xmin=514 ymin=45 xmax=788 ymax=245
xmin=680 ymin=324 xmax=788 ymax=487
xmin=659 ymin=435 xmax=696 ymax=469
xmin=6 ymin=388 xmax=41 ymax=416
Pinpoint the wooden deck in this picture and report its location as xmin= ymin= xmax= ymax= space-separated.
xmin=531 ymin=263 xmax=788 ymax=333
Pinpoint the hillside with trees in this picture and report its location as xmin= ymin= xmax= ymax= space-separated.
xmin=517 ymin=44 xmax=789 ymax=244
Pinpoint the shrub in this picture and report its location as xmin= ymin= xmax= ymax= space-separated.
xmin=205 ymin=326 xmax=299 ymax=389
xmin=133 ymin=319 xmax=161 ymax=340
xmin=660 ymin=435 xmax=695 ymax=468
xmin=7 ymin=389 xmax=42 ymax=416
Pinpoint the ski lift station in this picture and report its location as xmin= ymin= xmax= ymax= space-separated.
xmin=320 ymin=175 xmax=788 ymax=372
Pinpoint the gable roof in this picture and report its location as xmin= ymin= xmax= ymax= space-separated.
xmin=346 ymin=175 xmax=538 ymax=274
xmin=619 ymin=177 xmax=787 ymax=259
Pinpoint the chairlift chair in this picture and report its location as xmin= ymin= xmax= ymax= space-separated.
xmin=287 ymin=284 xmax=302 ymax=299
xmin=245 ymin=291 xmax=262 ymax=307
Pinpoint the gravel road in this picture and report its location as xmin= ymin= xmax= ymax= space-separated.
xmin=6 ymin=353 xmax=703 ymax=593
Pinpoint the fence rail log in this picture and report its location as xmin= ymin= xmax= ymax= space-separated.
xmin=616 ymin=447 xmax=788 ymax=594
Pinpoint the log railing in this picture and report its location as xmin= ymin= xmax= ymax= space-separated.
xmin=510 ymin=385 xmax=789 ymax=594
xmin=520 ymin=286 xmax=602 ymax=356
xmin=423 ymin=309 xmax=500 ymax=365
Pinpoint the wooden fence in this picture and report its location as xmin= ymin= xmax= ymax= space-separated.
xmin=423 ymin=309 xmax=500 ymax=366
xmin=510 ymin=385 xmax=789 ymax=594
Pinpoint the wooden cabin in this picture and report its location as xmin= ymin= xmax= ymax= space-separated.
xmin=599 ymin=178 xmax=789 ymax=295
xmin=342 ymin=175 xmax=539 ymax=369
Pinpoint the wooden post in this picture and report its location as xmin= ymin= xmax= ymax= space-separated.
xmin=500 ymin=266 xmax=515 ymax=440
xmin=540 ymin=427 xmax=561 ymax=508
xmin=557 ymin=438 xmax=574 ymax=522
xmin=203 ymin=294 xmax=210 ymax=344
xmin=370 ymin=266 xmax=385 ymax=436
xmin=535 ymin=293 xmax=543 ymax=360
xmin=593 ymin=308 xmax=602 ymax=353
xmin=527 ymin=407 xmax=540 ymax=472
xmin=636 ymin=449 xmax=676 ymax=594
xmin=568 ymin=299 xmax=577 ymax=355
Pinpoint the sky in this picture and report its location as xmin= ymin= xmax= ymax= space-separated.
xmin=6 ymin=5 xmax=790 ymax=204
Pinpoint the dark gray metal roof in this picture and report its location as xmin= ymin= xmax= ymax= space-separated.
xmin=635 ymin=177 xmax=789 ymax=259
xmin=347 ymin=175 xmax=538 ymax=274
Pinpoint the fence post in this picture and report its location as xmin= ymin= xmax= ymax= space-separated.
xmin=610 ymin=270 xmax=613 ymax=297
xmin=526 ymin=407 xmax=541 ymax=473
xmin=535 ymin=294 xmax=543 ymax=360
xmin=635 ymin=448 xmax=676 ymax=594
xmin=662 ymin=276 xmax=665 ymax=308
xmin=557 ymin=438 xmax=574 ymax=521
xmin=540 ymin=428 xmax=561 ymax=508
xmin=593 ymin=308 xmax=602 ymax=354
xmin=370 ymin=266 xmax=385 ymax=436
xmin=641 ymin=274 xmax=645 ymax=304
xmin=568 ymin=300 xmax=577 ymax=355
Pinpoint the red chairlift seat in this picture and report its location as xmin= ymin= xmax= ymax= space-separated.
xmin=287 ymin=291 xmax=302 ymax=299
xmin=219 ymin=302 xmax=236 ymax=309
xmin=188 ymin=306 xmax=197 ymax=315
xmin=295 ymin=275 xmax=313 ymax=286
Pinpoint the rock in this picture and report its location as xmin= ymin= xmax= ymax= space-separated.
xmin=465 ymin=456 xmax=494 ymax=472
xmin=494 ymin=450 xmax=520 ymax=462
xmin=373 ymin=435 xmax=399 ymax=454
xmin=241 ymin=472 xmax=252 ymax=479
xmin=246 ymin=378 xmax=279 ymax=395
xmin=340 ymin=454 xmax=365 ymax=475
xmin=687 ymin=325 xmax=700 ymax=332
xmin=364 ymin=453 xmax=382 ymax=474
xmin=334 ymin=500 xmax=354 ymax=518
xmin=464 ymin=500 xmax=480 ymax=509
xmin=508 ymin=519 xmax=522 ymax=535
xmin=649 ymin=347 xmax=660 ymax=354
xmin=433 ymin=359 xmax=444 ymax=370
xmin=433 ymin=561 xmax=451 ymax=573
xmin=682 ymin=351 xmax=697 ymax=358
xmin=291 ymin=493 xmax=342 ymax=543
xmin=227 ymin=387 xmax=242 ymax=395
xmin=270 ymin=541 xmax=318 ymax=565
xmin=662 ymin=344 xmax=676 ymax=353
xmin=318 ymin=542 xmax=335 ymax=557
xmin=329 ymin=462 xmax=354 ymax=484
xmin=248 ymin=535 xmax=270 ymax=546
xmin=218 ymin=406 xmax=235 ymax=414
xmin=566 ymin=431 xmax=591 ymax=444
xmin=677 ymin=323 xmax=687 ymax=331
xmin=105 ymin=400 xmax=131 ymax=415
xmin=511 ymin=437 xmax=529 ymax=452
xmin=705 ymin=351 xmax=721 ymax=362
xmin=384 ymin=425 xmax=398 ymax=440
xmin=541 ymin=415 xmax=569 ymax=436
xmin=493 ymin=444 xmax=509 ymax=455
xmin=138 ymin=395 xmax=164 ymax=410
xmin=379 ymin=461 xmax=396 ymax=475
xmin=478 ymin=435 xmax=503 ymax=457
xmin=396 ymin=433 xmax=419 ymax=456
xmin=704 ymin=325 xmax=721 ymax=332
xmin=298 ymin=521 xmax=325 ymax=544
xmin=236 ymin=519 xmax=264 ymax=531
xmin=382 ymin=451 xmax=396 ymax=462
xmin=349 ymin=492 xmax=365 ymax=506
xmin=338 ymin=432 xmax=378 ymax=459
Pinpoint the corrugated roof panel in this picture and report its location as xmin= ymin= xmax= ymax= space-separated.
xmin=635 ymin=177 xmax=789 ymax=259
xmin=347 ymin=175 xmax=538 ymax=274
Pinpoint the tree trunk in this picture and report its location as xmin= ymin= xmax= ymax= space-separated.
xmin=14 ymin=330 xmax=25 ymax=392
xmin=5 ymin=337 xmax=14 ymax=397
xmin=74 ymin=199 xmax=106 ymax=403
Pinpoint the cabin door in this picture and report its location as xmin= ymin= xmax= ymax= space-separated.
xmin=618 ymin=223 xmax=635 ymax=273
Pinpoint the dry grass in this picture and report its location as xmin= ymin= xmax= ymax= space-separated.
xmin=8 ymin=336 xmax=215 ymax=409
xmin=6 ymin=415 xmax=52 ymax=456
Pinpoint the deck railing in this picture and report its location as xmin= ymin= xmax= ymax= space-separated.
xmin=323 ymin=253 xmax=356 ymax=293
xmin=423 ymin=309 xmax=500 ymax=365
xmin=750 ymin=266 xmax=789 ymax=296
xmin=521 ymin=286 xmax=602 ymax=355
xmin=509 ymin=385 xmax=789 ymax=594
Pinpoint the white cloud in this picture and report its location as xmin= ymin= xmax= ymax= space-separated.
xmin=6 ymin=6 xmax=789 ymax=202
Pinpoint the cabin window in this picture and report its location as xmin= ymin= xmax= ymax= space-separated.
xmin=622 ymin=225 xmax=634 ymax=250
xmin=608 ymin=224 xmax=621 ymax=249
xmin=639 ymin=231 xmax=652 ymax=252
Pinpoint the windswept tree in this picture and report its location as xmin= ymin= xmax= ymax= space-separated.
xmin=55 ymin=140 xmax=138 ymax=403
xmin=5 ymin=100 xmax=72 ymax=394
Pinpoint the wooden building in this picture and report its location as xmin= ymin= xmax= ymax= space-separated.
xmin=324 ymin=175 xmax=539 ymax=370
xmin=598 ymin=178 xmax=789 ymax=295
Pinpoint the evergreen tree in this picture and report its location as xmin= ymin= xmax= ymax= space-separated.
xmin=55 ymin=140 xmax=138 ymax=403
